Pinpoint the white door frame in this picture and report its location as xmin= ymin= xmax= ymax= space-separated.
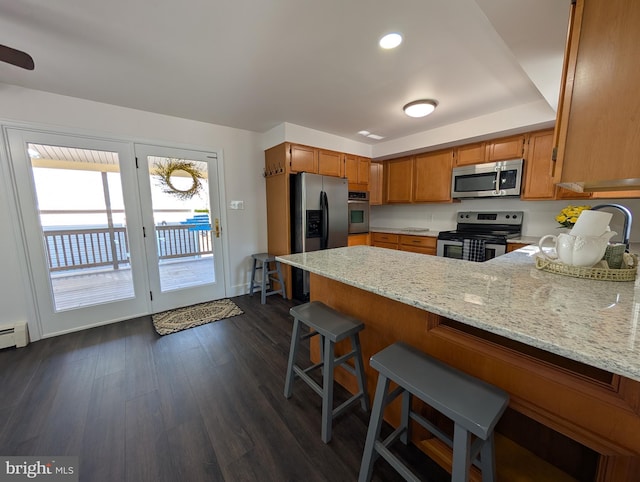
xmin=134 ymin=143 xmax=227 ymax=313
xmin=1 ymin=124 xmax=230 ymax=339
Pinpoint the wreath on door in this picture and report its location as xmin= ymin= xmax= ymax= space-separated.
xmin=153 ymin=158 xmax=205 ymax=200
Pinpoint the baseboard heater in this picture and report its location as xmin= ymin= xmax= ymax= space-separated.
xmin=0 ymin=321 xmax=29 ymax=349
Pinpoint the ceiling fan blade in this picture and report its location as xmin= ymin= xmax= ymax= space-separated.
xmin=0 ymin=44 xmax=35 ymax=70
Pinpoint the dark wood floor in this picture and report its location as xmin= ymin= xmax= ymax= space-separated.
xmin=0 ymin=294 xmax=448 ymax=481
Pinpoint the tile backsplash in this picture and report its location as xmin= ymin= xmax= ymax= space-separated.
xmin=371 ymin=198 xmax=640 ymax=244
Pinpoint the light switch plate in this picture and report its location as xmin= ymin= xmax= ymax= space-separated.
xmin=229 ymin=200 xmax=244 ymax=210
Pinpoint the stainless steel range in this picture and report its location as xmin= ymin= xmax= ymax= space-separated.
xmin=436 ymin=211 xmax=523 ymax=262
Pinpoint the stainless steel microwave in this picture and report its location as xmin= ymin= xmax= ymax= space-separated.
xmin=451 ymin=159 xmax=524 ymax=198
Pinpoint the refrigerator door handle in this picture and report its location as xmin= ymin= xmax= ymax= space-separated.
xmin=321 ymin=190 xmax=329 ymax=249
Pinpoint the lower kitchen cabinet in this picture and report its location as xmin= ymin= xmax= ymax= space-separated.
xmin=507 ymin=242 xmax=529 ymax=252
xmin=371 ymin=232 xmax=436 ymax=256
xmin=371 ymin=232 xmax=399 ymax=249
xmin=348 ymin=233 xmax=369 ymax=246
xmin=399 ymin=235 xmax=437 ymax=255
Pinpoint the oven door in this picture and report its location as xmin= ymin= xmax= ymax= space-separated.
xmin=437 ymin=238 xmax=506 ymax=261
xmin=348 ymin=200 xmax=369 ymax=234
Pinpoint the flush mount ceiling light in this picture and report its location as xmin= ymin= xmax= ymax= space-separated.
xmin=379 ymin=33 xmax=402 ymax=49
xmin=403 ymin=99 xmax=438 ymax=118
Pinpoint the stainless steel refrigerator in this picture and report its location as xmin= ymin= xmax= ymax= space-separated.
xmin=291 ymin=172 xmax=348 ymax=300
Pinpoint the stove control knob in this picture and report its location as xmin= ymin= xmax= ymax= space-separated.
xmin=506 ymin=215 xmax=510 ymax=219
xmin=512 ymin=214 xmax=518 ymax=218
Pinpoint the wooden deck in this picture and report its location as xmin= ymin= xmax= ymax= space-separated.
xmin=51 ymin=257 xmax=214 ymax=311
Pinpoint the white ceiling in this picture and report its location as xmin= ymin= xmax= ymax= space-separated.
xmin=0 ymin=0 xmax=570 ymax=145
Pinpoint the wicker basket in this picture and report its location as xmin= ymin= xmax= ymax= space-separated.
xmin=535 ymin=255 xmax=637 ymax=281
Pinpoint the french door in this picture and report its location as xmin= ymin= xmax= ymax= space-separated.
xmin=5 ymin=129 xmax=225 ymax=337
xmin=134 ymin=144 xmax=225 ymax=313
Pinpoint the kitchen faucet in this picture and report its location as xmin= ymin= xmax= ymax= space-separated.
xmin=591 ymin=203 xmax=632 ymax=250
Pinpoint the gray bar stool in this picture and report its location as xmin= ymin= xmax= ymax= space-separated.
xmin=284 ymin=301 xmax=370 ymax=443
xmin=249 ymin=253 xmax=286 ymax=304
xmin=359 ymin=342 xmax=509 ymax=482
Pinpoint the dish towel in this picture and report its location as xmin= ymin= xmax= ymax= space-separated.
xmin=463 ymin=238 xmax=486 ymax=262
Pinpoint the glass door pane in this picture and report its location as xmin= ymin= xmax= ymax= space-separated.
xmin=135 ymin=144 xmax=225 ymax=313
xmin=147 ymin=156 xmax=214 ymax=291
xmin=29 ymin=143 xmax=135 ymax=311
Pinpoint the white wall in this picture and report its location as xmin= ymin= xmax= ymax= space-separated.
xmin=0 ymin=84 xmax=266 ymax=339
xmin=371 ymin=198 xmax=640 ymax=244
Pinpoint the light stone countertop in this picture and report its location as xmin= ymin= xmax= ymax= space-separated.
xmin=277 ymin=245 xmax=640 ymax=382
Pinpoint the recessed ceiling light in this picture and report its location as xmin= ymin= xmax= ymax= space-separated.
xmin=358 ymin=130 xmax=371 ymax=136
xmin=367 ymin=134 xmax=384 ymax=140
xmin=379 ymin=33 xmax=402 ymax=49
xmin=403 ymin=99 xmax=438 ymax=118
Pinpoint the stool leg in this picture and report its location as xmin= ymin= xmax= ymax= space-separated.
xmin=321 ymin=339 xmax=335 ymax=443
xmin=284 ymin=318 xmax=302 ymax=398
xmin=400 ymin=390 xmax=411 ymax=445
xmin=358 ymin=374 xmax=391 ymax=482
xmin=261 ymin=260 xmax=268 ymax=304
xmin=480 ymin=433 xmax=497 ymax=482
xmin=249 ymin=258 xmax=257 ymax=296
xmin=351 ymin=334 xmax=370 ymax=412
xmin=275 ymin=261 xmax=287 ymax=299
xmin=452 ymin=423 xmax=472 ymax=482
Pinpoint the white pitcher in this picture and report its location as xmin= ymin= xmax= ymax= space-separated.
xmin=538 ymin=231 xmax=617 ymax=267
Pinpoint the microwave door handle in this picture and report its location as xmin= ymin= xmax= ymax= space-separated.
xmin=492 ymin=168 xmax=501 ymax=196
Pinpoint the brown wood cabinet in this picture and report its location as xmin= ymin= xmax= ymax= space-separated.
xmin=399 ymin=235 xmax=436 ymax=255
xmin=554 ymin=0 xmax=640 ymax=190
xmin=317 ymin=149 xmax=342 ymax=177
xmin=506 ymin=242 xmax=528 ymax=253
xmin=454 ymin=142 xmax=485 ymax=166
xmin=370 ymin=232 xmax=399 ymax=250
xmin=369 ymin=162 xmax=383 ymax=205
xmin=413 ymin=149 xmax=453 ymax=203
xmin=521 ymin=130 xmax=556 ymax=200
xmin=290 ymin=143 xmax=317 ymax=173
xmin=454 ymin=135 xmax=525 ymax=167
xmin=345 ymin=154 xmax=370 ymax=190
xmin=384 ymin=156 xmax=414 ymax=203
xmin=486 ymin=134 xmax=526 ymax=162
xmin=383 ymin=149 xmax=454 ymax=204
xmin=347 ymin=233 xmax=369 ymax=246
xmin=371 ymin=232 xmax=437 ymax=256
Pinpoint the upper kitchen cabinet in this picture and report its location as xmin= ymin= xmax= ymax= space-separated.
xmin=521 ymin=130 xmax=556 ymax=200
xmin=454 ymin=142 xmax=485 ymax=166
xmin=384 ymin=156 xmax=414 ymax=203
xmin=486 ymin=134 xmax=526 ymax=162
xmin=454 ymin=135 xmax=525 ymax=167
xmin=521 ymin=129 xmax=592 ymax=200
xmin=317 ymin=149 xmax=343 ymax=177
xmin=265 ymin=142 xmax=318 ymax=176
xmin=369 ymin=162 xmax=383 ymax=205
xmin=413 ymin=149 xmax=454 ymax=203
xmin=290 ymin=143 xmax=318 ymax=173
xmin=554 ymin=0 xmax=640 ymax=191
xmin=345 ymin=154 xmax=371 ymax=190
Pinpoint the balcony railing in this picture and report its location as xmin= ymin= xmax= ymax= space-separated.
xmin=43 ymin=224 xmax=212 ymax=272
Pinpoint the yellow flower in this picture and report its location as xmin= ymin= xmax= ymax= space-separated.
xmin=556 ymin=205 xmax=591 ymax=228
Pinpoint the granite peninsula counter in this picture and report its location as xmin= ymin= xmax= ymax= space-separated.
xmin=277 ymin=245 xmax=640 ymax=480
xmin=278 ymin=245 xmax=640 ymax=382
